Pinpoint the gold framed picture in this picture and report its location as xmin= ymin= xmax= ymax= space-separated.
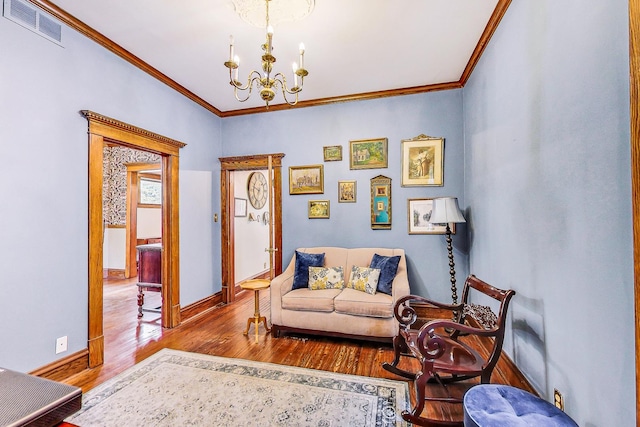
xmin=401 ymin=134 xmax=444 ymax=186
xmin=338 ymin=180 xmax=356 ymax=203
xmin=370 ymin=175 xmax=391 ymax=230
xmin=308 ymin=200 xmax=330 ymax=218
xmin=323 ymin=145 xmax=342 ymax=162
xmin=349 ymin=138 xmax=388 ymax=170
xmin=289 ymin=164 xmax=324 ymax=195
xmin=407 ymin=198 xmax=456 ymax=235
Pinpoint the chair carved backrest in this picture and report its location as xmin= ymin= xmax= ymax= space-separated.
xmin=457 ymin=275 xmax=515 ymax=381
xmin=384 ymin=275 xmax=516 ymax=425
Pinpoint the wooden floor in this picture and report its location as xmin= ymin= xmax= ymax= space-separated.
xmin=62 ymin=277 xmax=517 ymax=424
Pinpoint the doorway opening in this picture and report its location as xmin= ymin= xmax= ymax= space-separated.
xmin=84 ymin=110 xmax=185 ymax=368
xmin=219 ymin=153 xmax=285 ymax=303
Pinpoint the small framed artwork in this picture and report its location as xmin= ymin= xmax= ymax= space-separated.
xmin=370 ymin=175 xmax=391 ymax=230
xmin=138 ymin=175 xmax=162 ymax=207
xmin=323 ymin=145 xmax=343 ymax=162
xmin=338 ymin=180 xmax=356 ymax=203
xmin=308 ymin=200 xmax=330 ymax=219
xmin=349 ymin=138 xmax=388 ymax=170
xmin=407 ymin=198 xmax=456 ymax=234
xmin=401 ymin=134 xmax=444 ymax=186
xmin=289 ymin=164 xmax=324 ymax=195
xmin=234 ymin=197 xmax=247 ymax=217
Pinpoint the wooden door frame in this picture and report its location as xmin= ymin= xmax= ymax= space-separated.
xmin=84 ymin=110 xmax=185 ymax=368
xmin=124 ymin=162 xmax=161 ymax=278
xmin=220 ymin=154 xmax=285 ymax=303
xmin=631 ymin=0 xmax=640 ymax=420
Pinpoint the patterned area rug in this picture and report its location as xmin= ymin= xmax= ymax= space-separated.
xmin=67 ymin=348 xmax=410 ymax=426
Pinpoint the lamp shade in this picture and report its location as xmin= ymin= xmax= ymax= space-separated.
xmin=429 ymin=197 xmax=466 ymax=224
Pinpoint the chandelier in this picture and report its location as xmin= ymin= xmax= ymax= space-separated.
xmin=224 ymin=0 xmax=309 ymax=108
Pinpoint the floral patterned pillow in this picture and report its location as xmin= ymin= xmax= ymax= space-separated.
xmin=308 ymin=266 xmax=344 ymax=290
xmin=346 ymin=266 xmax=381 ymax=295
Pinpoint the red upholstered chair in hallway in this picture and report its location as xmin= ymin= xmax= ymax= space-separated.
xmin=382 ymin=275 xmax=516 ymax=426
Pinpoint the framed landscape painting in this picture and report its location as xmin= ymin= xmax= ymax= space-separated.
xmin=323 ymin=145 xmax=342 ymax=162
xmin=289 ymin=165 xmax=324 ymax=195
xmin=401 ymin=134 xmax=444 ymax=186
xmin=308 ymin=200 xmax=330 ymax=218
xmin=407 ymin=198 xmax=455 ymax=235
xmin=349 ymin=138 xmax=388 ymax=170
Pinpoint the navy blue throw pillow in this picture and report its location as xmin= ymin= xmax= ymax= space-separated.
xmin=293 ymin=250 xmax=325 ymax=290
xmin=370 ymin=253 xmax=401 ymax=295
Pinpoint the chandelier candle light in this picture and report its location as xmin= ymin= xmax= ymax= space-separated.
xmin=224 ymin=0 xmax=308 ymax=107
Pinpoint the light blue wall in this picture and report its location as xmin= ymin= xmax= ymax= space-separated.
xmin=2 ymin=3 xmax=636 ymax=424
xmin=221 ymin=91 xmax=468 ymax=300
xmin=463 ymin=0 xmax=633 ymax=425
xmin=0 ymin=15 xmax=222 ymax=371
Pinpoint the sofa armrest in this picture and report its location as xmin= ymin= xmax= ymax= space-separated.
xmin=390 ymin=250 xmax=410 ymax=304
xmin=391 ymin=267 xmax=410 ymax=303
xmin=270 ymin=255 xmax=296 ymax=325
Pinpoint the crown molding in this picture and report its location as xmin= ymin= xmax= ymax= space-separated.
xmin=31 ymin=0 xmax=510 ymax=118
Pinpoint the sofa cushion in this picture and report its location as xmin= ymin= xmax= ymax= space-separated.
xmin=308 ymin=266 xmax=344 ymax=290
xmin=346 ymin=266 xmax=380 ymax=295
xmin=293 ymin=250 xmax=325 ymax=290
xmin=369 ymin=253 xmax=401 ymax=295
xmin=334 ymin=288 xmax=394 ymax=318
xmin=282 ymin=288 xmax=342 ymax=312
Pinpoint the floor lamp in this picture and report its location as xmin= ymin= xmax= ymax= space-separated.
xmin=429 ymin=197 xmax=466 ymax=304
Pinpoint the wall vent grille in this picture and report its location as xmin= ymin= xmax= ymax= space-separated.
xmin=3 ymin=0 xmax=63 ymax=46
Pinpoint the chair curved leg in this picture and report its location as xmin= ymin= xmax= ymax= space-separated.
xmin=382 ymin=334 xmax=416 ymax=379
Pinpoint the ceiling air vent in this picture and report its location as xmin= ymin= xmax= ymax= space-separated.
xmin=3 ymin=0 xmax=63 ymax=46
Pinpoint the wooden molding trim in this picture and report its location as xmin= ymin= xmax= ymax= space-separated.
xmin=219 ymin=153 xmax=285 ymax=170
xmin=81 ymin=111 xmax=186 ymax=155
xmin=630 ymin=0 xmax=640 ymax=420
xmin=85 ymin=112 xmax=185 ymax=367
xmin=30 ymin=349 xmax=89 ymax=382
xmin=218 ymin=82 xmax=463 ymax=117
xmin=105 ymin=224 xmax=126 ymax=229
xmin=180 ymin=293 xmax=224 ymax=323
xmin=104 ymin=269 xmax=125 ymax=279
xmin=27 ymin=0 xmax=223 ymax=117
xmin=28 ymin=1 xmax=509 ymax=118
xmin=219 ymin=154 xmax=284 ymax=304
xmin=459 ymin=0 xmax=512 ymax=86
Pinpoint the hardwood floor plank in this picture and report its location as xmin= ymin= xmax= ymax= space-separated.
xmin=61 ymin=277 xmax=534 ymax=425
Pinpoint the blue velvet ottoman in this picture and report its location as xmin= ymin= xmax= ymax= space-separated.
xmin=463 ymin=384 xmax=578 ymax=426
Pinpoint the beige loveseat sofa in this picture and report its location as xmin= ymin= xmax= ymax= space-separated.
xmin=270 ymin=247 xmax=410 ymax=342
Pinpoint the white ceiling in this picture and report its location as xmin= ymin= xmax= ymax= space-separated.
xmin=43 ymin=0 xmax=502 ymax=114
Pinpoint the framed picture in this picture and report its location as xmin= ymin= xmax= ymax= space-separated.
xmin=289 ymin=164 xmax=324 ymax=195
xmin=138 ymin=175 xmax=162 ymax=207
xmin=234 ymin=197 xmax=247 ymax=217
xmin=323 ymin=145 xmax=342 ymax=162
xmin=338 ymin=180 xmax=356 ymax=203
xmin=401 ymin=134 xmax=444 ymax=186
xmin=349 ymin=138 xmax=388 ymax=170
xmin=407 ymin=198 xmax=456 ymax=234
xmin=308 ymin=200 xmax=330 ymax=218
xmin=370 ymin=175 xmax=391 ymax=230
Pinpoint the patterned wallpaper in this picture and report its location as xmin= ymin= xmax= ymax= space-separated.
xmin=103 ymin=146 xmax=161 ymax=225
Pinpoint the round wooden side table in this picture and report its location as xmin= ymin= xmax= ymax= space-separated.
xmin=240 ymin=279 xmax=271 ymax=343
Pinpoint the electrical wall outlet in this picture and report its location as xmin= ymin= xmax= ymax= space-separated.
xmin=553 ymin=388 xmax=564 ymax=411
xmin=55 ymin=336 xmax=68 ymax=354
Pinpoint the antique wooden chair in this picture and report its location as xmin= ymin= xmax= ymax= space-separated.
xmin=382 ymin=275 xmax=516 ymax=426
